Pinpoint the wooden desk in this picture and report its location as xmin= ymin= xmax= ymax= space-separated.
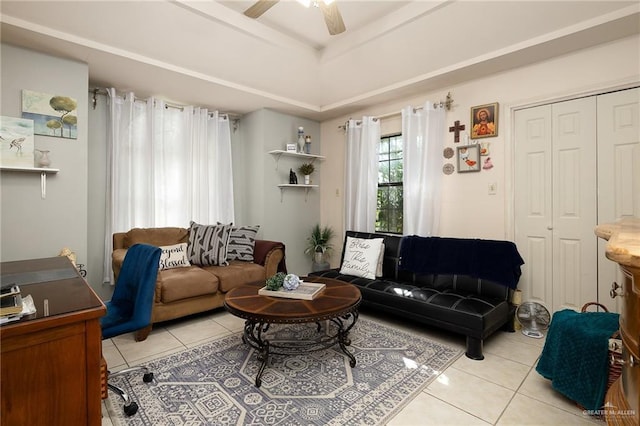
xmin=0 ymin=256 xmax=106 ymax=426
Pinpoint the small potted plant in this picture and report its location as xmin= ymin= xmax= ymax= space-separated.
xmin=298 ymin=163 xmax=315 ymax=185
xmin=304 ymin=224 xmax=334 ymax=270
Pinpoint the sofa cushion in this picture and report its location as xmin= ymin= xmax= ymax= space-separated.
xmin=124 ymin=227 xmax=189 ymax=248
xmin=203 ymin=261 xmax=265 ymax=292
xmin=188 ymin=221 xmax=232 ymax=266
xmin=158 ymin=243 xmax=191 ymax=270
xmin=158 ymin=266 xmax=219 ymax=303
xmin=339 ymin=236 xmax=384 ymax=280
xmin=227 ymin=225 xmax=260 ymax=262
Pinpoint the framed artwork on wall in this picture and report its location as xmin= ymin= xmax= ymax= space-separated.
xmin=0 ymin=116 xmax=35 ymax=168
xmin=470 ymin=102 xmax=498 ymax=139
xmin=22 ymin=89 xmax=78 ymax=139
xmin=457 ymin=145 xmax=481 ymax=173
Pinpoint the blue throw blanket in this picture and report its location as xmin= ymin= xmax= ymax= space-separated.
xmin=101 ymin=243 xmax=161 ymax=339
xmin=399 ymin=236 xmax=524 ymax=289
xmin=536 ymin=309 xmax=619 ymax=411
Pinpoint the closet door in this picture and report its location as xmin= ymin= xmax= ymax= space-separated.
xmin=514 ymin=97 xmax=597 ymax=313
xmin=596 ymin=87 xmax=640 ymax=312
xmin=514 ymin=105 xmax=553 ymax=310
xmin=551 ymin=97 xmax=597 ymax=312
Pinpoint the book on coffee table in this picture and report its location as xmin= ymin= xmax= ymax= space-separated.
xmin=258 ymin=282 xmax=326 ymax=300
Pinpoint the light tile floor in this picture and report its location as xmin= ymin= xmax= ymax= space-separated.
xmin=102 ymin=308 xmax=604 ymax=426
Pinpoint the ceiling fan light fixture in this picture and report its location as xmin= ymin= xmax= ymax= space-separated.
xmin=296 ymin=0 xmax=311 ymax=8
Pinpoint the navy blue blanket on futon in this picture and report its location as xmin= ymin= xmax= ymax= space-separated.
xmin=399 ymin=235 xmax=524 ymax=289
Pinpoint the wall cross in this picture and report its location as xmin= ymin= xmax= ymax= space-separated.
xmin=449 ymin=120 xmax=466 ymax=143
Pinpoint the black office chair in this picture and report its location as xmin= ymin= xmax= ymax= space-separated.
xmin=101 ymin=243 xmax=161 ymax=416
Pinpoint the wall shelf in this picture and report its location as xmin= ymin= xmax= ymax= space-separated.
xmin=0 ymin=166 xmax=60 ymax=199
xmin=268 ymin=150 xmax=325 ymax=170
xmin=276 ymin=184 xmax=318 ymax=202
xmin=0 ymin=166 xmax=60 ymax=173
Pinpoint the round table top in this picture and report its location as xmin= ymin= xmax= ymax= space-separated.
xmin=224 ymin=276 xmax=361 ymax=324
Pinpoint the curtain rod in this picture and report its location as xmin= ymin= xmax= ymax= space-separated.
xmin=89 ymin=87 xmax=239 ymax=119
xmin=338 ymin=92 xmax=453 ymax=130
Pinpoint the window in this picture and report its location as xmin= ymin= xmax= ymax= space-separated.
xmin=376 ymin=134 xmax=403 ymax=233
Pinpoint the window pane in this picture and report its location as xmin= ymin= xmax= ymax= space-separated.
xmin=378 ymin=162 xmax=389 ymax=183
xmin=390 ymin=137 xmax=402 ymax=160
xmin=378 ymin=138 xmax=389 ymax=155
xmin=378 ymin=187 xmax=389 ymax=209
xmin=376 ymin=133 xmax=403 ymax=234
xmin=389 ymin=159 xmax=403 ymax=182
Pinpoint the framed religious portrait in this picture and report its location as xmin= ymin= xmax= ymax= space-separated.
xmin=470 ymin=102 xmax=498 ymax=139
xmin=457 ymin=145 xmax=481 ymax=173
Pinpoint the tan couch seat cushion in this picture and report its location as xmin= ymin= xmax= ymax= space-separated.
xmin=158 ymin=266 xmax=219 ymax=303
xmin=125 ymin=227 xmax=188 ymax=248
xmin=203 ymin=261 xmax=265 ymax=292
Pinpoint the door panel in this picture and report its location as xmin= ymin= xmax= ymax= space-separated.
xmin=515 ymin=105 xmax=553 ymax=310
xmin=551 ymin=97 xmax=597 ymax=312
xmin=597 ymin=87 xmax=640 ymax=312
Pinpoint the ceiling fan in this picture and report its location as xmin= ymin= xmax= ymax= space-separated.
xmin=244 ymin=0 xmax=346 ymax=35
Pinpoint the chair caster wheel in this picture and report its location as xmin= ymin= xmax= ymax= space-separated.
xmin=143 ymin=372 xmax=154 ymax=382
xmin=124 ymin=401 xmax=138 ymax=416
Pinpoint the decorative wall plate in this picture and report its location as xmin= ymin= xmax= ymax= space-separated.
xmin=443 ymin=147 xmax=454 ymax=159
xmin=443 ymin=163 xmax=454 ymax=175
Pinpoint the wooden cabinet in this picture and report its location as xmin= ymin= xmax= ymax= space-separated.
xmin=0 ymin=257 xmax=106 ymax=426
xmin=595 ymin=220 xmax=640 ymax=425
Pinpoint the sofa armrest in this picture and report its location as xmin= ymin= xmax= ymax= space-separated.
xmin=254 ymin=240 xmax=286 ymax=277
xmin=113 ymin=232 xmax=127 ymax=250
xmin=112 ymin=248 xmax=128 ymax=282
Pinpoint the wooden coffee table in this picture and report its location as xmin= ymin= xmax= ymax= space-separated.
xmin=224 ymin=276 xmax=361 ymax=387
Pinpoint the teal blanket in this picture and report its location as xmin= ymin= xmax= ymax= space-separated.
xmin=535 ymin=309 xmax=619 ymax=411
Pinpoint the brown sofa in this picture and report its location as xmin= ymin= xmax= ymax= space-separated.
xmin=112 ymin=227 xmax=286 ymax=341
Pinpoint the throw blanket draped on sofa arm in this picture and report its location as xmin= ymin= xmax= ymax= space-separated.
xmin=399 ymin=236 xmax=524 ymax=289
xmin=253 ymin=240 xmax=287 ymax=276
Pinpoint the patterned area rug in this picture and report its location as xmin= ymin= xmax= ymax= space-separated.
xmin=107 ymin=318 xmax=462 ymax=425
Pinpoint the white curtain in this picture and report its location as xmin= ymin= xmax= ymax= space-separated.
xmin=103 ymin=88 xmax=234 ymax=283
xmin=402 ymin=102 xmax=445 ymax=236
xmin=344 ymin=117 xmax=380 ymax=232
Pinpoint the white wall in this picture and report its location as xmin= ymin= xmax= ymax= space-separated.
xmin=319 ymin=35 xmax=640 ymax=267
xmin=1 ymin=44 xmax=90 ymax=275
xmin=239 ymin=109 xmax=322 ymax=275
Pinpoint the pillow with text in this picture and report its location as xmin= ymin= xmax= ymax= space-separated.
xmin=158 ymin=243 xmax=191 ymax=270
xmin=339 ymin=236 xmax=384 ymax=280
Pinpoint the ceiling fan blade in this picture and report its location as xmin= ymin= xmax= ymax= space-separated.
xmin=319 ymin=2 xmax=346 ymax=35
xmin=244 ymin=0 xmax=279 ymax=19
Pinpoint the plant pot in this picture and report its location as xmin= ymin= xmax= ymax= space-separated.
xmin=304 ymin=175 xmax=310 ymax=185
xmin=312 ymin=260 xmax=330 ymax=272
xmin=312 ymin=251 xmax=329 ymax=272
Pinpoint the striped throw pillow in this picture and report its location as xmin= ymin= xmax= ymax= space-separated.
xmin=187 ymin=221 xmax=232 ymax=266
xmin=227 ymin=225 xmax=260 ymax=262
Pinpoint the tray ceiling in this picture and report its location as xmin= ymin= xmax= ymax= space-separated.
xmin=1 ymin=1 xmax=638 ymax=120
